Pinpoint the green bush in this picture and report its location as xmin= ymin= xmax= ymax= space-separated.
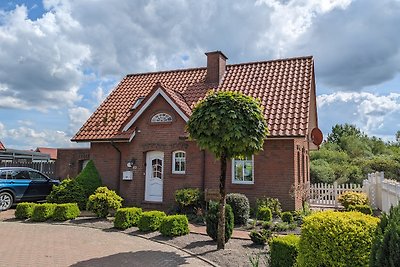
xmin=338 ymin=191 xmax=369 ymax=210
xmin=46 ymin=179 xmax=87 ymax=210
xmin=31 ymin=203 xmax=56 ymax=222
xmin=138 ymin=211 xmax=166 ymax=232
xmin=262 ymin=221 xmax=272 ymax=230
xmin=206 ymin=201 xmax=234 ymax=243
xmin=249 ymin=229 xmax=271 ymax=245
xmin=269 ymin=234 xmax=300 ymax=267
xmin=272 ymin=222 xmax=295 ymax=232
xmin=75 ymin=160 xmax=102 ymax=197
xmin=159 ymin=215 xmax=189 ymax=237
xmin=114 ymin=207 xmax=142 ymax=230
xmin=370 ymin=204 xmax=400 ymax=267
xmin=298 ymin=210 xmax=379 ymax=267
xmin=53 ymin=203 xmax=80 ymax=221
xmin=15 ymin=202 xmax=36 ymax=219
xmin=257 ymin=207 xmax=272 ymax=222
xmin=256 ymin=197 xmax=282 ymax=217
xmin=281 ymin=211 xmax=294 ymax=223
xmin=226 ymin=193 xmax=250 ymax=225
xmin=174 ymin=188 xmax=203 ymax=213
xmin=86 ymin=187 xmax=123 ymax=218
xmin=348 ymin=204 xmax=373 ymax=215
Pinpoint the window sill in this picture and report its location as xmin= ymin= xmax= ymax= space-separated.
xmin=231 ymin=181 xmax=254 ymax=185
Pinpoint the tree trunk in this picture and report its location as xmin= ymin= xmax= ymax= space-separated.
xmin=217 ymin=152 xmax=227 ymax=250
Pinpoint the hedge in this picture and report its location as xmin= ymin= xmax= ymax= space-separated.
xmin=86 ymin=187 xmax=123 ymax=218
xmin=46 ymin=179 xmax=87 ymax=210
xmin=114 ymin=207 xmax=143 ymax=230
xmin=138 ymin=211 xmax=166 ymax=232
xmin=269 ymin=234 xmax=300 ymax=267
xmin=206 ymin=202 xmax=234 ymax=243
xmin=15 ymin=202 xmax=36 ymax=219
xmin=226 ymin=193 xmax=250 ymax=225
xmin=31 ymin=203 xmax=56 ymax=222
xmin=281 ymin=211 xmax=294 ymax=223
xmin=159 ymin=215 xmax=189 ymax=237
xmin=298 ymin=210 xmax=379 ymax=267
xmin=257 ymin=207 xmax=272 ymax=222
xmin=338 ymin=191 xmax=369 ymax=210
xmin=53 ymin=203 xmax=80 ymax=221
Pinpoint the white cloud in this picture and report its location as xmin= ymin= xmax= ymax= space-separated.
xmin=68 ymin=106 xmax=91 ymax=135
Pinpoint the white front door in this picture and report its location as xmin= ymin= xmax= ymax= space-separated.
xmin=145 ymin=151 xmax=164 ymax=202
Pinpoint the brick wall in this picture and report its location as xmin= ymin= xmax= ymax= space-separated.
xmin=55 ymin=148 xmax=90 ymax=180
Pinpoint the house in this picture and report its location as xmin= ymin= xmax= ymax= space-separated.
xmin=72 ymin=51 xmax=321 ymax=210
xmin=35 ymin=147 xmax=58 ymax=161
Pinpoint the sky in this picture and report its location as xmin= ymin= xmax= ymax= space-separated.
xmin=0 ymin=0 xmax=399 ymax=150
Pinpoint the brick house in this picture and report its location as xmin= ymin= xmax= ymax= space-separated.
xmin=72 ymin=51 xmax=320 ymax=211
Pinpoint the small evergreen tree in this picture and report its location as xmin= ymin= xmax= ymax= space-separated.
xmin=75 ymin=160 xmax=102 ymax=197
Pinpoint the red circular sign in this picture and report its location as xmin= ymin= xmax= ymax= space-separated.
xmin=311 ymin=128 xmax=323 ymax=146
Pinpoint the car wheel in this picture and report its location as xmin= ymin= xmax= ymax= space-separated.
xmin=0 ymin=192 xmax=14 ymax=211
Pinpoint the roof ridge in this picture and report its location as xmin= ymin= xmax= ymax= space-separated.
xmin=125 ymin=55 xmax=313 ymax=77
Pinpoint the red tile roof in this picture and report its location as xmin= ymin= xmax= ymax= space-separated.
xmin=35 ymin=147 xmax=58 ymax=160
xmin=73 ymin=56 xmax=314 ymax=141
xmin=0 ymin=141 xmax=5 ymax=150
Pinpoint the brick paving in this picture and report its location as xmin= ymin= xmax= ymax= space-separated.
xmin=0 ymin=218 xmax=212 ymax=267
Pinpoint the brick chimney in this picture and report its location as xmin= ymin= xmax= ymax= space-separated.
xmin=205 ymin=51 xmax=228 ymax=84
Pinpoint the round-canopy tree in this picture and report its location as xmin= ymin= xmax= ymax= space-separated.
xmin=187 ymin=91 xmax=268 ymax=249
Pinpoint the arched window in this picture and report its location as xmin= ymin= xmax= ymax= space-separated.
xmin=151 ymin=113 xmax=172 ymax=123
xmin=172 ymin=151 xmax=186 ymax=174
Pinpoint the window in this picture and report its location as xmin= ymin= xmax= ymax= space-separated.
xmin=152 ymin=159 xmax=163 ymax=179
xmin=232 ymin=156 xmax=254 ymax=184
xmin=151 ymin=112 xmax=172 ymax=123
xmin=172 ymin=151 xmax=186 ymax=174
xmin=131 ymin=97 xmax=144 ymax=111
xmin=29 ymin=171 xmax=48 ymax=181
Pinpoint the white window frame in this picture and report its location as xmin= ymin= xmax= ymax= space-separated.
xmin=231 ymin=155 xmax=254 ymax=184
xmin=172 ymin=151 xmax=186 ymax=174
xmin=151 ymin=112 xmax=173 ymax=123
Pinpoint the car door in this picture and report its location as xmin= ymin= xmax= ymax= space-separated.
xmin=8 ymin=170 xmax=32 ymax=201
xmin=28 ymin=171 xmax=52 ymax=200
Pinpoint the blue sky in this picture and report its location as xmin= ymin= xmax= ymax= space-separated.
xmin=0 ymin=0 xmax=399 ymax=149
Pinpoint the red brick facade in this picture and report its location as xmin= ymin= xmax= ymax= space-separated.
xmin=89 ymin=95 xmax=310 ymax=211
xmin=55 ymin=148 xmax=90 ymax=180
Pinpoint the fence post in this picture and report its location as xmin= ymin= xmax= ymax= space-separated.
xmin=334 ymin=181 xmax=338 ymax=208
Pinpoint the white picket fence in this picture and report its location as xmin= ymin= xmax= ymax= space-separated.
xmin=309 ymin=182 xmax=363 ymax=208
xmin=363 ymin=172 xmax=400 ymax=212
xmin=309 ymin=172 xmax=400 ymax=211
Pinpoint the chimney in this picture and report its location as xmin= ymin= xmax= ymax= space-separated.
xmin=205 ymin=51 xmax=228 ymax=84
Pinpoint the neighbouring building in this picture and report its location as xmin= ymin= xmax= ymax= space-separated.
xmin=72 ymin=51 xmax=321 ymax=210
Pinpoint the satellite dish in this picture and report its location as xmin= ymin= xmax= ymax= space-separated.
xmin=311 ymin=128 xmax=323 ymax=146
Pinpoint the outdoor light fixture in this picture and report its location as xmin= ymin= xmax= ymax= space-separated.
xmin=127 ymin=158 xmax=136 ymax=168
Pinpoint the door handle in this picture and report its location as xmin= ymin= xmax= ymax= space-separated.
xmin=9 ymin=181 xmax=14 ymax=184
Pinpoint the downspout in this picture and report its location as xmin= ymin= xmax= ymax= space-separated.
xmin=110 ymin=141 xmax=122 ymax=195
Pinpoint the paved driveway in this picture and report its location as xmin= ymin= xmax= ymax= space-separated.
xmin=0 ymin=221 xmax=212 ymax=267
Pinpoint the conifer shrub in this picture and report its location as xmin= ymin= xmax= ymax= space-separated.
xmin=281 ymin=211 xmax=294 ymax=223
xmin=53 ymin=203 xmax=80 ymax=221
xmin=269 ymin=234 xmax=300 ymax=267
xmin=159 ymin=215 xmax=189 ymax=237
xmin=138 ymin=211 xmax=166 ymax=232
xmin=338 ymin=191 xmax=369 ymax=210
xmin=348 ymin=204 xmax=373 ymax=215
xmin=370 ymin=204 xmax=400 ymax=267
xmin=75 ymin=160 xmax=102 ymax=197
xmin=46 ymin=179 xmax=87 ymax=210
xmin=298 ymin=210 xmax=379 ymax=267
xmin=31 ymin=203 xmax=56 ymax=222
xmin=206 ymin=201 xmax=234 ymax=243
xmin=15 ymin=202 xmax=36 ymax=219
xmin=114 ymin=207 xmax=143 ymax=230
xmin=86 ymin=187 xmax=123 ymax=218
xmin=257 ymin=207 xmax=272 ymax=222
xmin=226 ymin=193 xmax=250 ymax=225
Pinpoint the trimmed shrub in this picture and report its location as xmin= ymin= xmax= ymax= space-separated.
xmin=257 ymin=207 xmax=272 ymax=222
xmin=31 ymin=203 xmax=56 ymax=222
xmin=206 ymin=201 xmax=234 ymax=243
xmin=75 ymin=160 xmax=102 ymax=197
xmin=370 ymin=204 xmax=400 ymax=267
xmin=114 ymin=207 xmax=143 ymax=230
xmin=138 ymin=211 xmax=166 ymax=232
xmin=53 ymin=203 xmax=80 ymax=221
xmin=86 ymin=187 xmax=123 ymax=218
xmin=46 ymin=179 xmax=87 ymax=210
xmin=281 ymin=211 xmax=294 ymax=223
xmin=226 ymin=193 xmax=250 ymax=225
xmin=269 ymin=234 xmax=300 ymax=267
xmin=249 ymin=229 xmax=271 ymax=245
xmin=298 ymin=210 xmax=379 ymax=267
xmin=256 ymin=197 xmax=282 ymax=217
xmin=272 ymin=222 xmax=294 ymax=232
xmin=348 ymin=204 xmax=373 ymax=215
xmin=160 ymin=215 xmax=189 ymax=237
xmin=15 ymin=202 xmax=36 ymax=219
xmin=338 ymin=191 xmax=369 ymax=210
xmin=174 ymin=188 xmax=203 ymax=214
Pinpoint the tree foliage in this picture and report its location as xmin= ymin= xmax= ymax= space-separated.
xmin=75 ymin=160 xmax=102 ymax=197
xmin=311 ymin=124 xmax=400 ymax=184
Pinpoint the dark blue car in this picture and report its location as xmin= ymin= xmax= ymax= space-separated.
xmin=0 ymin=167 xmax=60 ymax=211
